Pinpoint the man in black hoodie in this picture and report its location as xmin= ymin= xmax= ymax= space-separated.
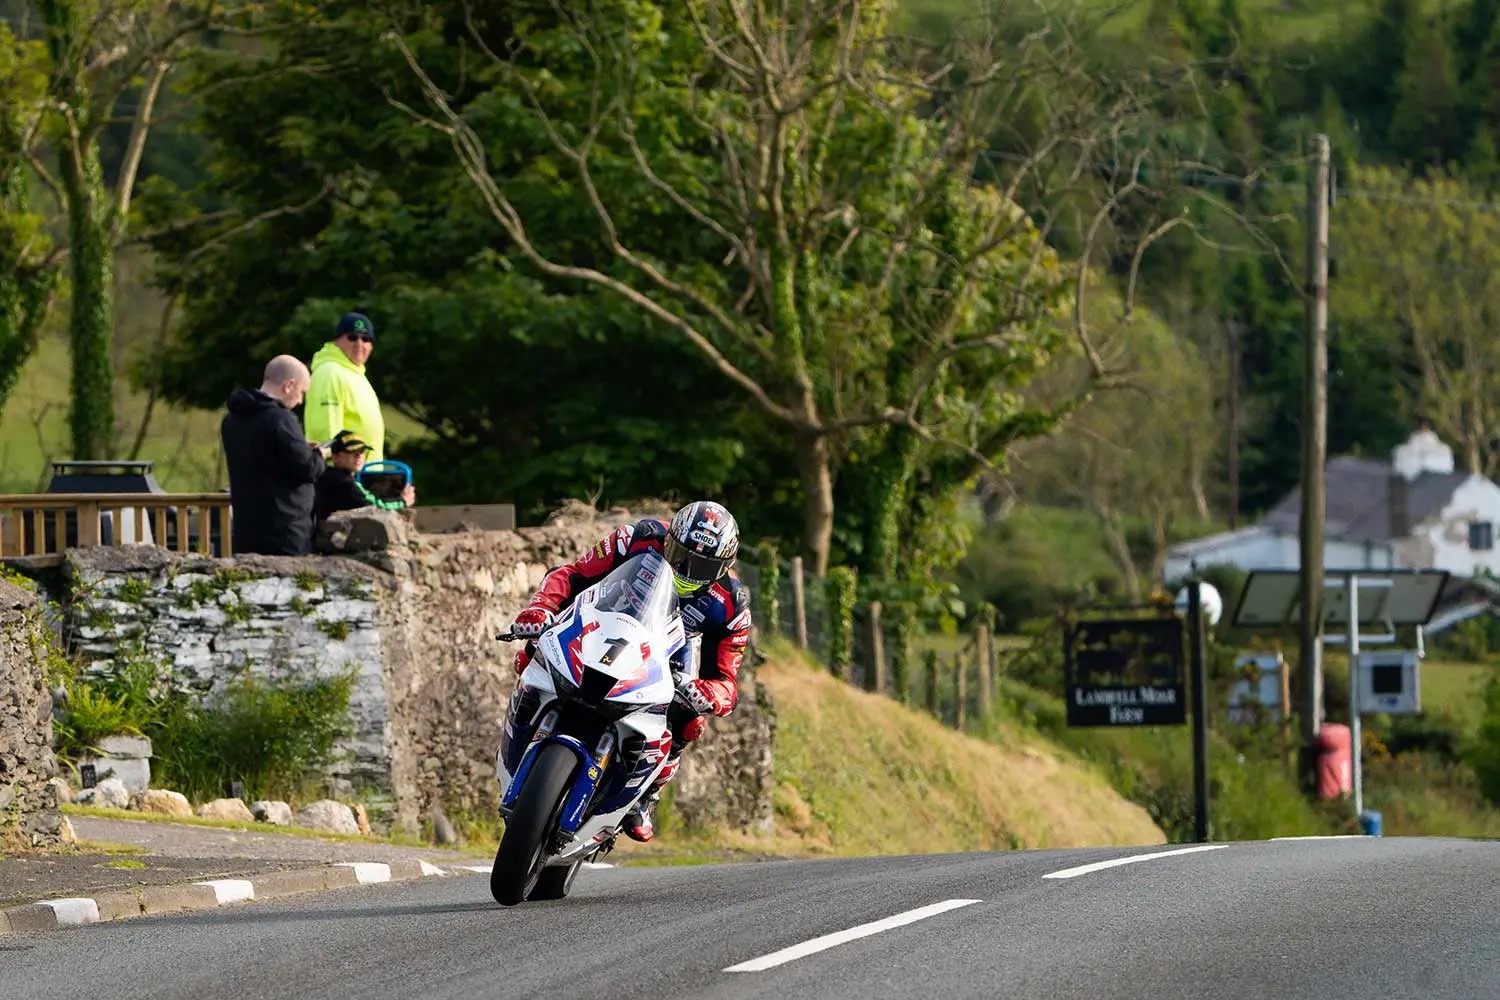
xmin=221 ymin=355 xmax=330 ymax=555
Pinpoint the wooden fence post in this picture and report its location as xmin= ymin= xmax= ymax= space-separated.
xmin=954 ymin=652 xmax=967 ymax=731
xmin=864 ymin=600 xmax=886 ymax=695
xmin=976 ymin=622 xmax=993 ymax=720
xmin=924 ymin=649 xmax=940 ymax=716
xmin=790 ymin=555 xmax=808 ymax=649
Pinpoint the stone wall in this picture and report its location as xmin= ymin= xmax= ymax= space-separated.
xmin=0 ymin=578 xmax=66 ymax=846
xmin=58 ymin=505 xmax=775 ymax=835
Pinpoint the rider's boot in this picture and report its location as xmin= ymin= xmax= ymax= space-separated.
xmin=624 ymin=754 xmax=680 ymax=842
xmin=624 ymin=790 xmax=659 ymax=843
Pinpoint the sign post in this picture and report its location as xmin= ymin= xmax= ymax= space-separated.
xmin=1063 ymin=603 xmax=1208 ymax=840
xmin=1188 ymin=580 xmax=1211 ymax=843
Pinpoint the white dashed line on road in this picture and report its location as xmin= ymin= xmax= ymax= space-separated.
xmin=1042 ymin=845 xmax=1228 ymax=879
xmin=722 ymin=898 xmax=983 ymax=972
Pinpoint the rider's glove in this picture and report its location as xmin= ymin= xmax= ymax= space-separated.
xmin=675 ymin=677 xmax=718 ymax=716
xmin=510 ymin=606 xmax=554 ymax=639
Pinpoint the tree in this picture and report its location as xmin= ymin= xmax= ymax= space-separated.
xmin=1388 ymin=16 xmax=1464 ymax=168
xmin=1008 ymin=296 xmax=1218 ymax=598
xmin=394 ymin=0 xmax=1203 ymax=575
xmin=144 ymin=0 xmax=781 ymax=528
xmin=0 ymin=22 xmax=59 ymax=413
xmin=26 ymin=0 xmax=219 ymax=459
xmin=1336 ymin=165 xmax=1500 ymax=477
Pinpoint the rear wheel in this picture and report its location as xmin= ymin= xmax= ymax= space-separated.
xmin=527 ymin=859 xmax=583 ymax=901
xmin=490 ymin=743 xmax=577 ymax=906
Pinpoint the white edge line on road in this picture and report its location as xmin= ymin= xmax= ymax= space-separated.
xmin=336 ymin=862 xmax=392 ymax=884
xmin=1270 ymin=835 xmax=1368 ymax=841
xmin=38 ymin=898 xmax=100 ymax=926
xmin=1042 ymin=844 xmax=1228 ymax=879
xmin=582 ymin=862 xmax=615 ymax=869
xmin=722 ymin=898 xmax=983 ymax=973
xmin=195 ymin=879 xmax=255 ymax=904
xmin=455 ymin=864 xmax=493 ymax=874
xmin=419 ymin=861 xmax=449 ymax=876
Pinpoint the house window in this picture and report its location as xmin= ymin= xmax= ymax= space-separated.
xmin=1470 ymin=521 xmax=1494 ymax=552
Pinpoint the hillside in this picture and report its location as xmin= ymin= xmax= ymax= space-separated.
xmin=635 ymin=643 xmax=1164 ymax=863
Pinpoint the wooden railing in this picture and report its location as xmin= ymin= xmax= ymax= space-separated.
xmin=0 ymin=493 xmax=233 ymax=565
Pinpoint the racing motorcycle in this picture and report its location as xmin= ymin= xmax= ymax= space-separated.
xmin=491 ymin=548 xmax=695 ymax=905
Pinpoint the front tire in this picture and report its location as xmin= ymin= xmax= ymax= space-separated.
xmin=527 ymin=859 xmax=583 ymax=901
xmin=490 ymin=743 xmax=577 ymax=906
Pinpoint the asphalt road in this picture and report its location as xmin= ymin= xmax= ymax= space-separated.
xmin=4 ymin=837 xmax=1498 ymax=999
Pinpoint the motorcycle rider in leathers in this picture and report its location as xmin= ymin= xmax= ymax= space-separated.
xmin=506 ymin=500 xmax=751 ymax=842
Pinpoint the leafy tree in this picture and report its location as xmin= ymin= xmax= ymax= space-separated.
xmin=1388 ymin=16 xmax=1464 ymax=168
xmin=0 ymin=23 xmax=59 ymax=413
xmin=1009 ymin=295 xmax=1218 ymax=598
xmin=145 ymin=0 xmax=784 ymax=530
xmin=1336 ymin=164 xmax=1500 ymax=476
xmin=12 ymin=0 xmax=224 ymax=459
xmin=395 ymin=0 xmax=1207 ymax=576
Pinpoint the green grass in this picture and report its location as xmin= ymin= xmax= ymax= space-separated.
xmin=1420 ymin=660 xmax=1494 ymax=737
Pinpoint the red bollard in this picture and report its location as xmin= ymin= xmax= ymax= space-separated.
xmin=1315 ymin=723 xmax=1352 ymax=800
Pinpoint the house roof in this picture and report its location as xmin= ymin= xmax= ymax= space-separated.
xmin=1260 ymin=456 xmax=1468 ymax=543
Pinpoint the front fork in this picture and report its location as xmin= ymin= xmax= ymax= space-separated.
xmin=499 ymin=708 xmax=616 ymax=838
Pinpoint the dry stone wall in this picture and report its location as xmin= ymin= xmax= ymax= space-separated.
xmin=59 ymin=505 xmax=775 ymax=835
xmin=0 ymin=578 xmax=66 ymax=846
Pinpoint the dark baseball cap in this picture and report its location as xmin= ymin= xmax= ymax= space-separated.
xmin=331 ymin=432 xmax=369 ymax=455
xmin=335 ymin=312 xmax=375 ymax=340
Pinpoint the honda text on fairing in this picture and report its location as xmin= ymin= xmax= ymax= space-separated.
xmin=491 ymin=548 xmax=696 ymax=905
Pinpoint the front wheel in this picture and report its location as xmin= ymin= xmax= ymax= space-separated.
xmin=527 ymin=859 xmax=583 ymax=901
xmin=490 ymin=743 xmax=577 ymax=906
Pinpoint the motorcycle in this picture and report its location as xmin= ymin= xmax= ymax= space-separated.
xmin=490 ymin=548 xmax=695 ymax=905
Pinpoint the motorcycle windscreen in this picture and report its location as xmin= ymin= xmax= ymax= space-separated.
xmin=587 ymin=549 xmax=677 ymax=633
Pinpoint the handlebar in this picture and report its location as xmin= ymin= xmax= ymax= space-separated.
xmin=495 ymin=631 xmax=519 ymax=642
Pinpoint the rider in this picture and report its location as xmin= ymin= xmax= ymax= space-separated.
xmin=506 ymin=500 xmax=751 ymax=843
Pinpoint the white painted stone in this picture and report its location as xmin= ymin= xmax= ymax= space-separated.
xmin=250 ymin=800 xmax=293 ymax=825
xmin=76 ymin=777 xmax=129 ymax=809
xmin=236 ymin=577 xmax=300 ymax=607
xmin=296 ymin=799 xmax=360 ymax=834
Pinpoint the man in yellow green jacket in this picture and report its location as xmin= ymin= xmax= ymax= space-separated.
xmin=304 ymin=312 xmax=386 ymax=462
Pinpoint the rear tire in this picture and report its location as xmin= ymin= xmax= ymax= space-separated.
xmin=490 ymin=743 xmax=577 ymax=906
xmin=527 ymin=859 xmax=583 ymax=901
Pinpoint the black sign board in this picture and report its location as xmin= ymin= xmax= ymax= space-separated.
xmin=1064 ymin=616 xmax=1186 ymax=727
xmin=79 ymin=763 xmax=98 ymax=789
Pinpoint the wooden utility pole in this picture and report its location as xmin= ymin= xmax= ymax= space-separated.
xmin=1297 ymin=133 xmax=1331 ymax=791
xmin=1226 ymin=316 xmax=1242 ymax=529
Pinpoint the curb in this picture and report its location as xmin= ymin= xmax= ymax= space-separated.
xmin=0 ymin=859 xmax=477 ymax=935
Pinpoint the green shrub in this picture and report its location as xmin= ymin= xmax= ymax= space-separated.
xmin=52 ymin=657 xmax=164 ymax=759
xmin=825 ymin=567 xmax=857 ymax=679
xmin=150 ymin=669 xmax=357 ymax=803
xmin=52 ymin=650 xmax=356 ymax=804
xmin=1469 ymin=674 xmax=1500 ymax=807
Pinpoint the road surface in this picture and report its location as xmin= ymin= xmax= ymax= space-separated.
xmin=4 ymin=837 xmax=1497 ymax=999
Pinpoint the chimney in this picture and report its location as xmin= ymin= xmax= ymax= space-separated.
xmin=1389 ymin=472 xmax=1410 ymax=538
xmin=1392 ymin=420 xmax=1455 ymax=480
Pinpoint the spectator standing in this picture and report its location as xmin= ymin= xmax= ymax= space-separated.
xmin=304 ymin=311 xmax=386 ymax=462
xmin=313 ymin=431 xmax=416 ymax=527
xmin=221 ymin=355 xmax=329 ymax=555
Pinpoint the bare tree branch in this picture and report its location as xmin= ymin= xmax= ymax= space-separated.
xmin=110 ymin=56 xmax=169 ymax=240
xmin=389 ymin=30 xmax=799 ymax=427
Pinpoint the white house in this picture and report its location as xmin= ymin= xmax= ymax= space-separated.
xmin=1163 ymin=426 xmax=1500 ymax=582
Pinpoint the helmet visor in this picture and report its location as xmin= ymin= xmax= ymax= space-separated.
xmin=664 ymin=534 xmax=730 ymax=592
